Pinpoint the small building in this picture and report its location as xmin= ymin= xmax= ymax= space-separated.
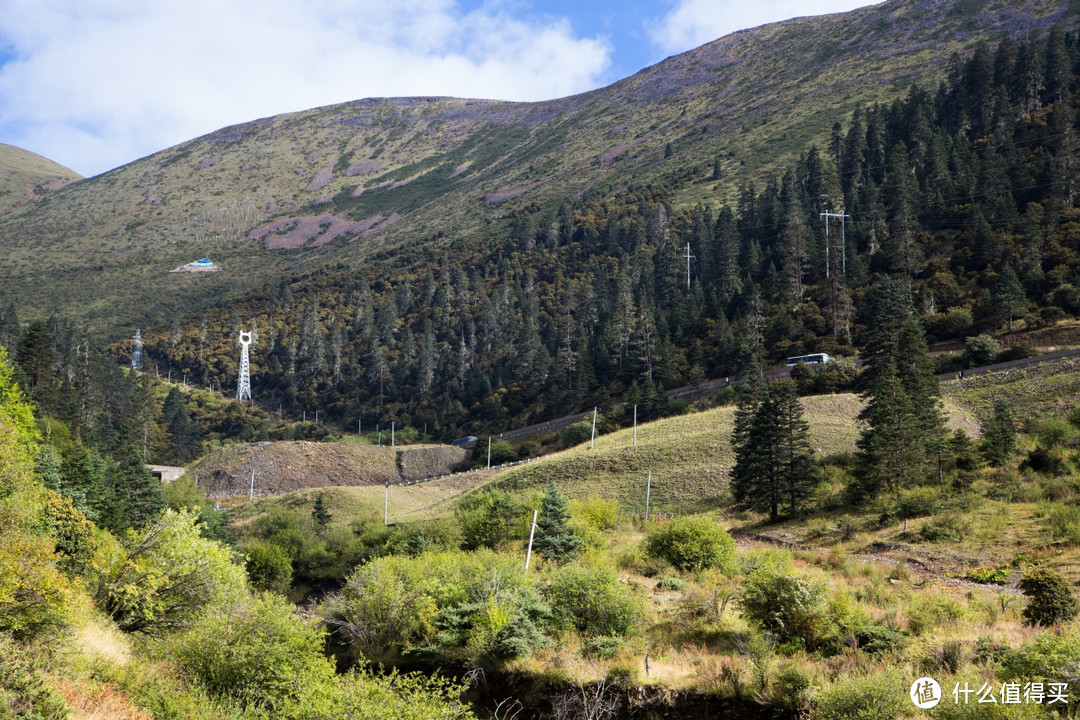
xmin=146 ymin=465 xmax=187 ymax=483
xmin=170 ymin=257 xmax=220 ymax=273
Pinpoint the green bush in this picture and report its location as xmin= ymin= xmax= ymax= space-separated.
xmin=1018 ymin=568 xmax=1078 ymax=626
xmin=643 ymin=516 xmax=736 ymax=573
xmin=243 ymin=540 xmax=293 ymax=593
xmin=40 ymin=489 xmax=97 ymax=576
xmin=814 ymin=671 xmax=907 ymax=720
xmin=93 ymin=508 xmax=245 ymax=634
xmin=740 ymin=567 xmax=824 ymax=644
xmin=561 ymin=421 xmax=592 ymax=447
xmin=1045 ymin=504 xmax=1080 ymax=544
xmin=542 ymin=564 xmax=645 ymax=638
xmin=0 ymin=636 xmax=69 ymax=720
xmin=330 ymin=665 xmax=477 ymax=720
xmin=1000 ymin=628 xmax=1080 ymax=681
xmin=172 ymin=591 xmax=337 ymax=712
xmin=323 ymin=550 xmax=545 ymax=662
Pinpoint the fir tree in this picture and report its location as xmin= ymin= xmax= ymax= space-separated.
xmin=533 ymin=483 xmax=581 ymax=564
xmin=852 ymin=364 xmax=921 ymax=503
xmin=312 ymin=494 xmax=332 ymax=536
xmin=731 ymin=379 xmax=816 ymax=520
xmin=980 ymin=399 xmax=1016 ymax=467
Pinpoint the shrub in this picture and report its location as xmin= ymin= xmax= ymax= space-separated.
xmin=814 ymin=671 xmax=907 ymax=720
xmin=542 ymin=564 xmax=645 ymax=637
xmin=1000 ymin=628 xmax=1080 ymax=682
xmin=40 ymin=489 xmax=97 ymax=576
xmin=331 ymin=665 xmax=477 ymax=720
xmin=964 ymin=565 xmax=1011 ymax=585
xmin=0 ymin=636 xmax=70 ymax=719
xmin=740 ymin=567 xmax=824 ymax=644
xmin=919 ymin=513 xmax=968 ymax=543
xmin=1045 ymin=504 xmax=1080 ymax=544
xmin=964 ymin=333 xmax=1001 ymax=366
xmin=324 ymin=550 xmax=546 ymax=663
xmin=243 ymin=540 xmax=293 ymax=593
xmin=561 ymin=421 xmax=592 ymax=447
xmin=643 ymin=516 xmax=736 ymax=573
xmin=93 ymin=509 xmax=245 ymax=634
xmin=1018 ymin=568 xmax=1078 ymax=626
xmin=172 ymin=591 xmax=337 ymax=712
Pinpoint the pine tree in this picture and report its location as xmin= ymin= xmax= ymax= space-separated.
xmin=533 ymin=483 xmax=581 ymax=564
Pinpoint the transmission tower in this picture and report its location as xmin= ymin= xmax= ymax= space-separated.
xmin=236 ymin=330 xmax=252 ymax=403
xmin=131 ymin=329 xmax=143 ymax=371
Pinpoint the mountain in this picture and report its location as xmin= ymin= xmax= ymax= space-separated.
xmin=0 ymin=144 xmax=81 ymax=216
xmin=0 ymin=0 xmax=1074 ymax=330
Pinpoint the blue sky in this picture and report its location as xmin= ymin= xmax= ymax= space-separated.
xmin=0 ymin=0 xmax=879 ymax=178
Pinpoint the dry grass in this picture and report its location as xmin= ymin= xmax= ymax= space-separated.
xmin=53 ymin=678 xmax=153 ymax=720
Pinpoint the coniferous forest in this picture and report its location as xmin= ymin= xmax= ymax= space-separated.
xmin=49 ymin=29 xmax=1077 ymax=442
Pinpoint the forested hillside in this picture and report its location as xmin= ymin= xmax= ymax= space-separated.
xmin=99 ymin=29 xmax=1080 ymax=439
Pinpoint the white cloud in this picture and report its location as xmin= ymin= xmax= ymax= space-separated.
xmin=649 ymin=0 xmax=881 ymax=57
xmin=0 ymin=0 xmax=611 ymax=176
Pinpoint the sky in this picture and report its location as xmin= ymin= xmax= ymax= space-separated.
xmin=0 ymin=0 xmax=880 ymax=178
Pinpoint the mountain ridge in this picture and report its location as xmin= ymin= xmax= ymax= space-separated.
xmin=0 ymin=0 xmax=1076 ymax=331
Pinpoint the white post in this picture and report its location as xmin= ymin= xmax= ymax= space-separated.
xmin=384 ymin=483 xmax=389 ymax=525
xmin=249 ymin=468 xmax=255 ymax=502
xmin=487 ymin=437 xmax=492 ymax=469
xmin=524 ymin=510 xmax=539 ymax=574
xmin=358 ymin=418 xmax=361 ymax=435
xmin=590 ymin=407 xmax=597 ymax=449
xmin=316 ymin=410 xmax=319 ymax=424
xmin=645 ymin=471 xmax=652 ymax=522
xmin=633 ymin=405 xmax=638 ymax=448
xmin=391 ymin=422 xmax=395 ymax=447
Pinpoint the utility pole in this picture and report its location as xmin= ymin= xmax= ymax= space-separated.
xmin=524 ymin=509 xmax=539 ymax=574
xmin=248 ymin=468 xmax=255 ymax=502
xmin=682 ymin=242 xmax=696 ymax=289
xmin=645 ymin=471 xmax=652 ymax=522
xmin=633 ymin=405 xmax=638 ymax=448
xmin=590 ymin=407 xmax=597 ymax=449
xmin=384 ymin=482 xmax=389 ymax=525
xmin=487 ymin=437 xmax=492 ymax=469
xmin=391 ymin=422 xmax=395 ymax=447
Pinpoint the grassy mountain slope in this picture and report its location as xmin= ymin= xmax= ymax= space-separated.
xmin=0 ymin=143 xmax=81 ymax=216
xmin=1 ymin=0 xmax=1074 ymax=331
xmin=227 ymin=387 xmax=981 ymax=527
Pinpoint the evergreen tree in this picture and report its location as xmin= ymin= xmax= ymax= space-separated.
xmin=116 ymin=453 xmax=166 ymax=529
xmin=162 ymin=386 xmax=199 ymax=464
xmin=852 ymin=364 xmax=922 ymax=503
xmin=980 ymin=399 xmax=1016 ymax=467
xmin=993 ymin=263 xmax=1026 ymax=332
xmin=731 ymin=379 xmax=816 ymax=520
xmin=312 ymin=494 xmax=332 ymax=536
xmin=533 ymin=483 xmax=581 ymax=564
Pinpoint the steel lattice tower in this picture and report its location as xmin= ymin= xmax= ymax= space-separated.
xmin=131 ymin=329 xmax=143 ymax=370
xmin=236 ymin=330 xmax=252 ymax=402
